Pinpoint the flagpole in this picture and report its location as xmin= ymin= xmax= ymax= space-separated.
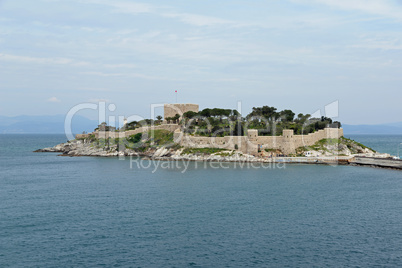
xmin=175 ymin=90 xmax=177 ymax=103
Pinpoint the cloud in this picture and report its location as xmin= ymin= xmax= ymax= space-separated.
xmin=47 ymin=97 xmax=61 ymax=103
xmin=163 ymin=13 xmax=233 ymax=27
xmin=77 ymin=87 xmax=111 ymax=92
xmin=103 ymin=1 xmax=153 ymax=14
xmin=81 ymin=71 xmax=125 ymax=77
xmin=75 ymin=0 xmax=235 ymax=27
xmin=0 ymin=53 xmax=138 ymax=69
xmin=81 ymin=71 xmax=184 ymax=81
xmin=103 ymin=63 xmax=137 ymax=69
xmin=80 ymin=0 xmax=153 ymax=14
xmin=351 ymin=35 xmax=402 ymax=51
xmin=295 ymin=0 xmax=402 ymax=21
xmin=88 ymin=98 xmax=110 ymax=103
xmin=0 ymin=53 xmax=90 ymax=66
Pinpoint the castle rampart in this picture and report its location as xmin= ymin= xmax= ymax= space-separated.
xmin=77 ymin=126 xmax=343 ymax=155
xmin=176 ymin=128 xmax=344 ymax=155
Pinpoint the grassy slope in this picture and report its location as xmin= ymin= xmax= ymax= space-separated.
xmin=295 ymin=137 xmax=376 ymax=156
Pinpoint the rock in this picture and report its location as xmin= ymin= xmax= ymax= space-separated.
xmin=153 ymin=147 xmax=169 ymax=157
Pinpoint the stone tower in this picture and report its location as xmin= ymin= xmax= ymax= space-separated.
xmin=280 ymin=129 xmax=296 ymax=155
xmin=246 ymin=129 xmax=259 ymax=154
xmin=164 ymin=103 xmax=199 ymax=120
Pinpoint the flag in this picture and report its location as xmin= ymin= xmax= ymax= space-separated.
xmin=175 ymin=90 xmax=177 ymax=93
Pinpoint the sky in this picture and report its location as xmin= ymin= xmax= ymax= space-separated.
xmin=1 ymin=0 xmax=402 ymax=124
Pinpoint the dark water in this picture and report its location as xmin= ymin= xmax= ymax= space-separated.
xmin=1 ymin=134 xmax=402 ymax=267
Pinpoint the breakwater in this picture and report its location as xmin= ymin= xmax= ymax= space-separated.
xmin=351 ymin=157 xmax=402 ymax=170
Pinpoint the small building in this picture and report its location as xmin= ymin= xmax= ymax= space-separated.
xmin=305 ymin=151 xmax=320 ymax=157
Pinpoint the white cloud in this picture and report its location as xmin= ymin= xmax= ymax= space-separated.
xmin=47 ymin=97 xmax=61 ymax=103
xmin=81 ymin=71 xmax=184 ymax=81
xmin=110 ymin=2 xmax=153 ymax=14
xmin=73 ymin=0 xmax=235 ymax=27
xmin=351 ymin=35 xmax=402 ymax=51
xmin=163 ymin=13 xmax=233 ymax=27
xmin=103 ymin=63 xmax=137 ymax=69
xmin=88 ymin=98 xmax=110 ymax=103
xmin=80 ymin=26 xmax=107 ymax=33
xmin=81 ymin=71 xmax=125 ymax=77
xmin=82 ymin=0 xmax=153 ymax=14
xmin=295 ymin=0 xmax=402 ymax=21
xmin=0 ymin=53 xmax=139 ymax=69
xmin=76 ymin=87 xmax=110 ymax=92
xmin=115 ymin=29 xmax=138 ymax=35
xmin=0 ymin=53 xmax=90 ymax=66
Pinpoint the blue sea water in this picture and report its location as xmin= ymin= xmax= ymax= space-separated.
xmin=347 ymin=134 xmax=402 ymax=158
xmin=1 ymin=134 xmax=402 ymax=267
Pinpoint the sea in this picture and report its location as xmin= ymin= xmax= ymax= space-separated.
xmin=1 ymin=134 xmax=402 ymax=267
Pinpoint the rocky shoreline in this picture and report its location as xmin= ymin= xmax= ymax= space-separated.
xmin=34 ymin=138 xmax=398 ymax=167
xmin=34 ymin=139 xmax=273 ymax=162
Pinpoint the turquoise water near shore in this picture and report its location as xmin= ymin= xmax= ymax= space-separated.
xmin=1 ymin=134 xmax=402 ymax=267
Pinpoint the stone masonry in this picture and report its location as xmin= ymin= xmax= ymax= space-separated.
xmin=164 ymin=103 xmax=199 ymax=120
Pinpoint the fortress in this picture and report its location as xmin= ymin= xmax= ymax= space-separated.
xmin=76 ymin=103 xmax=343 ymax=155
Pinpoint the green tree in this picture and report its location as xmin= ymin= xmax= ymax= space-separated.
xmin=200 ymin=108 xmax=212 ymax=117
xmin=247 ymin=106 xmax=278 ymax=120
xmin=279 ymin=109 xmax=295 ymax=122
xmin=231 ymin=121 xmax=244 ymax=136
xmin=173 ymin=114 xmax=180 ymax=123
xmin=183 ymin=111 xmax=198 ymax=119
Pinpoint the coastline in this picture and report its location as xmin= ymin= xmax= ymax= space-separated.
xmin=34 ymin=140 xmax=402 ymax=170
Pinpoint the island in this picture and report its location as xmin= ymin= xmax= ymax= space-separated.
xmin=36 ymin=103 xmax=402 ymax=170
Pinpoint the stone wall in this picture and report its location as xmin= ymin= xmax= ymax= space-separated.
xmin=178 ymin=133 xmax=253 ymax=154
xmin=76 ymin=134 xmax=90 ymax=139
xmin=176 ymin=128 xmax=344 ymax=155
xmin=164 ymin=104 xmax=199 ymax=119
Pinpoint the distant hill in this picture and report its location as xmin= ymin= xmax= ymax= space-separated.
xmin=1 ymin=114 xmax=401 ymax=135
xmin=0 ymin=115 xmax=98 ymax=134
xmin=343 ymin=122 xmax=402 ymax=135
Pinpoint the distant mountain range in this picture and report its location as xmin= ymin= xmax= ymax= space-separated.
xmin=0 ymin=115 xmax=401 ymax=135
xmin=342 ymin=122 xmax=402 ymax=135
xmin=0 ymin=115 xmax=98 ymax=134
